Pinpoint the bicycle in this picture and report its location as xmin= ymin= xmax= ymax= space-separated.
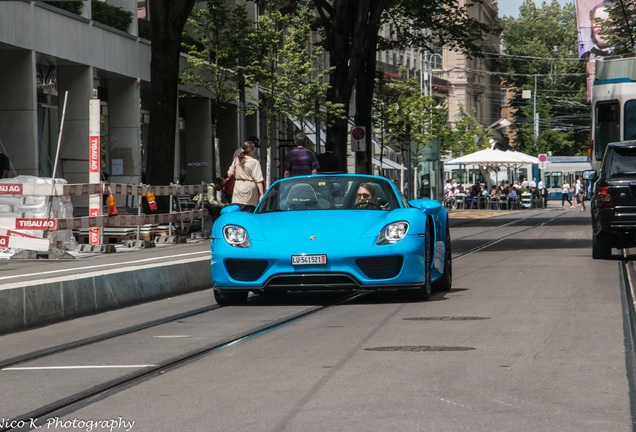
xmin=443 ymin=195 xmax=457 ymax=211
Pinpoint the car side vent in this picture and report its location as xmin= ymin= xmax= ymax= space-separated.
xmin=356 ymin=256 xmax=403 ymax=279
xmin=226 ymin=259 xmax=268 ymax=281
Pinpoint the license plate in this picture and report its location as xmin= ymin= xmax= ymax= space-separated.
xmin=292 ymin=254 xmax=327 ymax=265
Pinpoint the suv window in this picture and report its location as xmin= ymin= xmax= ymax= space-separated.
xmin=606 ymin=146 xmax=636 ymax=178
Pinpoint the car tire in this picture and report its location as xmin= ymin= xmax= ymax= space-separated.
xmin=592 ymin=230 xmax=612 ymax=260
xmin=214 ymin=290 xmax=248 ymax=306
xmin=432 ymin=226 xmax=452 ymax=292
xmin=401 ymin=223 xmax=432 ymax=302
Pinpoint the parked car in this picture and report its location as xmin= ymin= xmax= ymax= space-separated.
xmin=210 ymin=174 xmax=452 ymax=305
xmin=587 ymin=141 xmax=636 ymax=259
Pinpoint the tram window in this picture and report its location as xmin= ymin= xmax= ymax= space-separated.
xmin=545 ymin=171 xmax=563 ymax=188
xmin=595 ymin=101 xmax=620 ymax=161
xmin=518 ymin=168 xmax=528 ymax=182
xmin=624 ymin=100 xmax=636 ymax=142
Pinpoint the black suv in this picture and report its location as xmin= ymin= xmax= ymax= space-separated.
xmin=588 ymin=141 xmax=636 ymax=259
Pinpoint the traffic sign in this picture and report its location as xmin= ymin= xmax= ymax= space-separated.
xmin=538 ymin=153 xmax=548 ymax=163
xmin=351 ymin=126 xmax=366 ymax=152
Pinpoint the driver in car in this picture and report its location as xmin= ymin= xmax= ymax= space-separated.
xmin=355 ymin=183 xmax=390 ymax=210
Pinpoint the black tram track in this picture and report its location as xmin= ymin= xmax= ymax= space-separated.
xmin=1 ymin=211 xmax=561 ymax=371
xmin=452 ymin=210 xmax=569 ymax=259
xmin=1 ymin=210 xmax=571 ymax=431
xmin=0 ymin=304 xmax=221 ymax=370
xmin=1 ymin=291 xmax=371 ymax=432
xmin=619 ymin=251 xmax=636 ymax=430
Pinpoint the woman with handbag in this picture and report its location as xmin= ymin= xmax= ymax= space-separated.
xmin=227 ymin=140 xmax=264 ymax=212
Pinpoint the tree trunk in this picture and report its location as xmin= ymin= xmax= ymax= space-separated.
xmin=146 ymin=0 xmax=196 ymax=188
xmin=354 ymin=24 xmax=380 ymax=175
xmin=324 ymin=0 xmax=356 ymax=172
xmin=321 ymin=0 xmax=387 ymax=173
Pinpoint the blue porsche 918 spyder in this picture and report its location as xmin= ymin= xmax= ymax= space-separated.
xmin=210 ymin=174 xmax=452 ymax=305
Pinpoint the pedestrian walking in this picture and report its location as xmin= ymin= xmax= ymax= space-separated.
xmin=227 ymin=141 xmax=264 ymax=213
xmin=284 ymin=132 xmax=319 ymax=177
xmin=580 ymin=178 xmax=589 ymax=211
xmin=562 ymin=180 xmax=573 ymax=208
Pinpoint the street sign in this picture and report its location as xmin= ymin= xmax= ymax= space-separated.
xmin=538 ymin=162 xmax=547 ymax=169
xmin=351 ymin=126 xmax=366 ymax=152
xmin=538 ymin=153 xmax=548 ymax=163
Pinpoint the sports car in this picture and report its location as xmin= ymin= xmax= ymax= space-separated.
xmin=210 ymin=174 xmax=452 ymax=305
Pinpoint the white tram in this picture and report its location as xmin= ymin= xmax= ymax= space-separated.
xmin=591 ymin=58 xmax=636 ymax=171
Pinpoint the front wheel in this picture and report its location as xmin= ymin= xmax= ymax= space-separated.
xmin=592 ymin=230 xmax=612 ymax=260
xmin=433 ymin=226 xmax=452 ymax=292
xmin=401 ymin=223 xmax=432 ymax=302
xmin=214 ymin=290 xmax=249 ymax=306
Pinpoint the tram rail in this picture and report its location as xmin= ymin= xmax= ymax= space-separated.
xmin=0 ymin=291 xmax=371 ymax=432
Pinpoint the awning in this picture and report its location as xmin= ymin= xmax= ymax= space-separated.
xmin=372 ymin=157 xmax=406 ymax=171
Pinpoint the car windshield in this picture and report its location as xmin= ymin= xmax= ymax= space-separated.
xmin=607 ymin=147 xmax=636 ymax=178
xmin=255 ymin=176 xmax=401 ymax=213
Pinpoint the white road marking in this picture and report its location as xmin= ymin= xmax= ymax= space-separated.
xmin=3 ymin=365 xmax=156 ymax=371
xmin=0 ymin=251 xmax=209 ymax=289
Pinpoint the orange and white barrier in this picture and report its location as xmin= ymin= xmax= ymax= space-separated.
xmin=0 ymin=228 xmax=49 ymax=252
xmin=0 ymin=176 xmax=206 ymax=252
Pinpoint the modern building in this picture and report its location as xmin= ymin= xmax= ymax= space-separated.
xmin=0 ymin=0 xmax=260 ymax=211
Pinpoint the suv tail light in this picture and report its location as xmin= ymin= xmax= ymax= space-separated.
xmin=597 ymin=186 xmax=614 ymax=208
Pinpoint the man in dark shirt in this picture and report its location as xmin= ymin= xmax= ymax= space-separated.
xmin=284 ymin=132 xmax=319 ymax=177
xmin=317 ymin=146 xmax=341 ymax=173
xmin=0 ymin=153 xmax=10 ymax=178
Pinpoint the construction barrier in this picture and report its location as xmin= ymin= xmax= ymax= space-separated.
xmin=0 ymin=176 xmax=206 ymax=254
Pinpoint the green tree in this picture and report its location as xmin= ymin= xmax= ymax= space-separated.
xmin=600 ymin=1 xmax=636 ymax=56
xmin=181 ymin=0 xmax=255 ymax=178
xmin=444 ymin=106 xmax=489 ymax=159
xmin=500 ymin=0 xmax=588 ymax=156
xmin=305 ymin=0 xmax=495 ymax=173
xmin=373 ymin=70 xmax=448 ymax=167
xmin=246 ymin=4 xmax=344 ymax=182
xmin=146 ymin=0 xmax=197 ymax=194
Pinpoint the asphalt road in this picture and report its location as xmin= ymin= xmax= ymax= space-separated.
xmin=1 ymin=207 xmax=633 ymax=432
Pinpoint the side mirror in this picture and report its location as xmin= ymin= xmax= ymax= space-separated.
xmin=583 ymin=169 xmax=598 ymax=182
xmin=409 ymin=198 xmax=442 ymax=215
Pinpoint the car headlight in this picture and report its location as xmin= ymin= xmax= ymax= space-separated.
xmin=223 ymin=225 xmax=250 ymax=247
xmin=376 ymin=221 xmax=409 ymax=245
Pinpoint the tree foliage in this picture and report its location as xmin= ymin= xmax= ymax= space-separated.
xmin=181 ymin=0 xmax=255 ymax=177
xmin=601 ymin=0 xmax=636 ymax=56
xmin=244 ymin=3 xmax=345 ymax=182
xmin=299 ymin=0 xmax=497 ymax=173
xmin=444 ymin=106 xmax=490 ymax=159
xmin=373 ymin=70 xmax=448 ymax=164
xmin=247 ymin=4 xmax=343 ymax=132
xmin=500 ymin=0 xmax=588 ymax=156
xmin=182 ymin=0 xmax=254 ymax=107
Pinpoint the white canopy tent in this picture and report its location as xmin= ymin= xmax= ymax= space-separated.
xmin=447 ymin=148 xmax=542 ymax=190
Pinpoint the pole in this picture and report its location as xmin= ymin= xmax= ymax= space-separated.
xmin=534 ymin=75 xmax=539 ymax=150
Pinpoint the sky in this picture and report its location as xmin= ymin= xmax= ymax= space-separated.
xmin=498 ymin=0 xmax=574 ymax=18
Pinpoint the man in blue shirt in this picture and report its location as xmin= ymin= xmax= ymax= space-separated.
xmin=284 ymin=132 xmax=319 ymax=177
